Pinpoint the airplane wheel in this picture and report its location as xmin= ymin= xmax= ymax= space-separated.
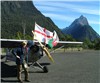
xmin=43 ymin=66 xmax=48 ymax=73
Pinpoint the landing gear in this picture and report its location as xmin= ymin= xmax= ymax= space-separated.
xmin=43 ymin=66 xmax=48 ymax=73
xmin=30 ymin=62 xmax=49 ymax=73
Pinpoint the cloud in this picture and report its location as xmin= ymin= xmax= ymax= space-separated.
xmin=33 ymin=0 xmax=99 ymax=28
xmin=33 ymin=0 xmax=99 ymax=2
xmin=42 ymin=13 xmax=75 ymax=22
xmin=70 ymin=7 xmax=99 ymax=16
xmin=89 ymin=20 xmax=100 ymax=25
xmin=34 ymin=5 xmax=64 ymax=12
xmin=43 ymin=12 xmax=100 ymax=25
xmin=65 ymin=3 xmax=99 ymax=15
xmin=34 ymin=1 xmax=99 ymax=16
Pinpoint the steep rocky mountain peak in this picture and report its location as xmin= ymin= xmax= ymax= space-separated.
xmin=62 ymin=15 xmax=100 ymax=41
xmin=77 ymin=15 xmax=89 ymax=26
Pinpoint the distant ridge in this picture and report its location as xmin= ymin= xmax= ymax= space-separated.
xmin=62 ymin=15 xmax=100 ymax=41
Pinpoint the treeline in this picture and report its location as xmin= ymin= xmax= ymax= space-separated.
xmin=83 ymin=38 xmax=100 ymax=50
xmin=11 ymin=31 xmax=33 ymax=40
xmin=64 ymin=35 xmax=100 ymax=50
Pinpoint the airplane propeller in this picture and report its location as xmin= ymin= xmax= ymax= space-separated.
xmin=32 ymin=31 xmax=54 ymax=63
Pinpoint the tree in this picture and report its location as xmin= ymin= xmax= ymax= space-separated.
xmin=94 ymin=38 xmax=100 ymax=50
xmin=65 ymin=35 xmax=76 ymax=41
xmin=83 ymin=38 xmax=92 ymax=49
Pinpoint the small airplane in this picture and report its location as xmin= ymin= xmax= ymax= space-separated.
xmin=1 ymin=22 xmax=83 ymax=73
xmin=1 ymin=38 xmax=83 ymax=73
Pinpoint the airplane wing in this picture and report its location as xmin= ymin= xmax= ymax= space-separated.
xmin=0 ymin=39 xmax=83 ymax=48
xmin=58 ymin=41 xmax=83 ymax=44
xmin=0 ymin=39 xmax=28 ymax=48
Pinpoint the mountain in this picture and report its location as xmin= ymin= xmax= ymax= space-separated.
xmin=62 ymin=15 xmax=100 ymax=41
xmin=61 ymin=27 xmax=69 ymax=34
xmin=1 ymin=1 xmax=65 ymax=39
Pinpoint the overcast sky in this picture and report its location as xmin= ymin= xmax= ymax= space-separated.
xmin=33 ymin=0 xmax=100 ymax=35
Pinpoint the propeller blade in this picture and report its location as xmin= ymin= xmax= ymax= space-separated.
xmin=32 ymin=31 xmax=54 ymax=63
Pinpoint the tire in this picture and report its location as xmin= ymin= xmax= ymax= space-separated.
xmin=43 ymin=66 xmax=48 ymax=73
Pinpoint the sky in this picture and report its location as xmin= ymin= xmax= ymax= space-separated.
xmin=32 ymin=0 xmax=100 ymax=35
